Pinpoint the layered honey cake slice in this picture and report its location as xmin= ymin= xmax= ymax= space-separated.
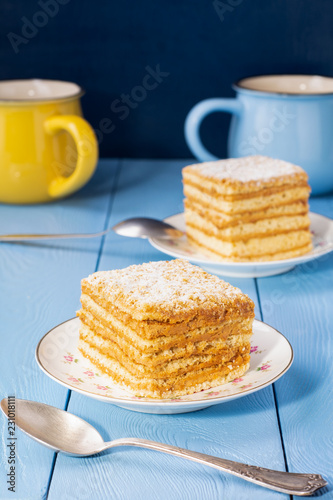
xmin=183 ymin=155 xmax=313 ymax=261
xmin=77 ymin=259 xmax=255 ymax=399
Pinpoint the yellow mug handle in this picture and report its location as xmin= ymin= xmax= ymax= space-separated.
xmin=44 ymin=115 xmax=98 ymax=199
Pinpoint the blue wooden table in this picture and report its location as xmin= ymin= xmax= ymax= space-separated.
xmin=0 ymin=159 xmax=332 ymax=500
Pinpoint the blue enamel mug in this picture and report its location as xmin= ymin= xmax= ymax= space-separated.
xmin=185 ymin=75 xmax=333 ymax=195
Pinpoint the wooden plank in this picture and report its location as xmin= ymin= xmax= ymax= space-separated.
xmin=0 ymin=159 xmax=120 ymax=254
xmin=0 ymin=160 xmax=119 ymax=499
xmin=256 ymin=194 xmax=333 ymax=497
xmin=49 ymin=160 xmax=289 ymax=500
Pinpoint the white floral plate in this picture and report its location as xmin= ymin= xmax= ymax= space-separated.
xmin=149 ymin=212 xmax=333 ymax=278
xmin=36 ymin=317 xmax=293 ymax=414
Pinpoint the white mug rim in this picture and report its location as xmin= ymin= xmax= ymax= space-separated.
xmin=234 ymin=74 xmax=333 ymax=97
xmin=0 ymin=79 xmax=84 ymax=103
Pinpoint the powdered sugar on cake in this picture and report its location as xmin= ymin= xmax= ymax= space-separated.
xmin=84 ymin=259 xmax=247 ymax=312
xmin=188 ymin=155 xmax=303 ymax=182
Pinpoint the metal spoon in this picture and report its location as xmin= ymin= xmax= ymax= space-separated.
xmin=0 ymin=217 xmax=184 ymax=242
xmin=0 ymin=398 xmax=327 ymax=496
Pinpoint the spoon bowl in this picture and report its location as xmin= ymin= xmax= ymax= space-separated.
xmin=0 ymin=397 xmax=327 ymax=496
xmin=1 ymin=397 xmax=104 ymax=455
xmin=112 ymin=217 xmax=184 ymax=240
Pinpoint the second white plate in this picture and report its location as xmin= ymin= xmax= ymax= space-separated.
xmin=149 ymin=212 xmax=333 ymax=278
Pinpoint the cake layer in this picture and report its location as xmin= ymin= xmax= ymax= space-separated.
xmin=184 ymin=183 xmax=310 ymax=215
xmin=79 ymin=312 xmax=252 ymax=368
xmin=78 ymin=337 xmax=250 ymax=398
xmin=187 ymin=227 xmax=313 ymax=261
xmin=81 ymin=292 xmax=251 ymax=340
xmin=183 ymin=175 xmax=308 ymax=201
xmin=185 ymin=208 xmax=311 ymax=242
xmin=184 ymin=198 xmax=309 ymax=229
xmin=81 ymin=260 xmax=254 ymax=322
xmin=78 ymin=297 xmax=253 ymax=354
xmin=80 ymin=290 xmax=254 ymax=341
xmin=182 ymin=156 xmax=309 ymax=196
xmin=187 ymin=224 xmax=312 ymax=260
xmin=79 ymin=323 xmax=250 ymax=378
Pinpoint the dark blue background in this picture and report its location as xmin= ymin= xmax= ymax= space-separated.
xmin=1 ymin=0 xmax=333 ymax=158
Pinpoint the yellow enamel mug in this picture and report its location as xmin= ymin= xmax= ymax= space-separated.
xmin=0 ymin=79 xmax=98 ymax=204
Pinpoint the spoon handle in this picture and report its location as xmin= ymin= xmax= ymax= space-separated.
xmin=0 ymin=229 xmax=111 ymax=241
xmin=105 ymin=438 xmax=326 ymax=496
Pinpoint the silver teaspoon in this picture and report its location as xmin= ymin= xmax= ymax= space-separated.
xmin=0 ymin=398 xmax=327 ymax=496
xmin=0 ymin=217 xmax=184 ymax=242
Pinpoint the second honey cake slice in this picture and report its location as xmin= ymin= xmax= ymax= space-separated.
xmin=77 ymin=259 xmax=255 ymax=398
xmin=183 ymin=155 xmax=312 ymax=261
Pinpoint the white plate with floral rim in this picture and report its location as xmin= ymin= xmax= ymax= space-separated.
xmin=36 ymin=317 xmax=293 ymax=414
xmin=148 ymin=212 xmax=333 ymax=278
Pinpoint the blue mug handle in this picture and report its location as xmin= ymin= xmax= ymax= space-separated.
xmin=185 ymin=98 xmax=243 ymax=161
